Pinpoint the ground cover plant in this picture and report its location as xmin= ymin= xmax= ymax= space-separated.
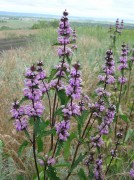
xmin=0 ymin=10 xmax=134 ymax=180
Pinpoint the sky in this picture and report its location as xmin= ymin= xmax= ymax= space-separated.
xmin=0 ymin=0 xmax=134 ymax=20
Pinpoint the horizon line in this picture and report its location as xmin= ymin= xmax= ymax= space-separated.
xmin=0 ymin=10 xmax=134 ymax=22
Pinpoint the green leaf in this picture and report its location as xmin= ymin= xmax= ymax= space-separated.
xmin=125 ymin=129 xmax=134 ymax=142
xmin=0 ymin=139 xmax=4 ymax=148
xmin=63 ymin=139 xmax=71 ymax=159
xmin=37 ymin=136 xmax=43 ymax=153
xmin=34 ymin=118 xmax=40 ymax=136
xmin=56 ymin=141 xmax=64 ymax=156
xmin=57 ymin=89 xmax=69 ymax=105
xmin=17 ymin=175 xmax=25 ymax=180
xmin=54 ymin=108 xmax=63 ymax=116
xmin=18 ymin=140 xmax=29 ymax=157
xmin=39 ymin=120 xmax=50 ymax=136
xmin=118 ymin=105 xmax=123 ymax=114
xmin=48 ymin=69 xmax=57 ymax=82
xmin=19 ymin=97 xmax=28 ymax=105
xmin=52 ymin=42 xmax=60 ymax=46
xmin=43 ymin=128 xmax=56 ymax=136
xmin=78 ymin=168 xmax=87 ymax=180
xmin=103 ymin=95 xmax=109 ymax=105
xmin=66 ymin=56 xmax=72 ymax=64
xmin=34 ymin=171 xmax=44 ymax=180
xmin=75 ymin=110 xmax=90 ymax=136
xmin=24 ymin=130 xmax=32 ymax=141
xmin=63 ymin=132 xmax=76 ymax=159
xmin=54 ymin=162 xmax=70 ymax=168
xmin=70 ymin=153 xmax=86 ymax=172
xmin=29 ymin=117 xmax=35 ymax=125
xmin=120 ymin=114 xmax=130 ymax=123
xmin=80 ymin=110 xmax=90 ymax=122
xmin=47 ymin=166 xmax=60 ymax=180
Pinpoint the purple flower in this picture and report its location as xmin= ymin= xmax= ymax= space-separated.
xmin=120 ymin=56 xmax=127 ymax=63
xmin=58 ymin=37 xmax=70 ymax=45
xmin=130 ymin=163 xmax=134 ymax=178
xmin=110 ymin=149 xmax=117 ymax=157
xmin=118 ymin=43 xmax=128 ymax=77
xmin=95 ymin=100 xmax=105 ymax=112
xmin=50 ymin=79 xmax=64 ymax=91
xmin=130 ymin=169 xmax=134 ymax=178
xmin=23 ymin=88 xmax=42 ymax=101
xmin=37 ymin=70 xmax=46 ymax=80
xmin=57 ymin=9 xmax=76 ymax=58
xmin=98 ymin=122 xmax=109 ymax=135
xmin=79 ymin=100 xmax=85 ymax=112
xmin=25 ymin=65 xmax=36 ymax=77
xmin=104 ymin=50 xmax=115 ymax=74
xmin=103 ymin=105 xmax=116 ymax=125
xmin=10 ymin=101 xmax=25 ymax=118
xmin=116 ymin=18 xmax=120 ymax=29
xmin=118 ymin=63 xmax=128 ymax=70
xmin=118 ymin=77 xmax=127 ymax=84
xmin=62 ymin=102 xmax=80 ymax=118
xmin=94 ymin=155 xmax=104 ymax=180
xmin=98 ymin=50 xmax=115 ymax=85
xmin=95 ymin=87 xmax=111 ymax=97
xmin=47 ymin=157 xmax=56 ymax=166
xmin=14 ymin=117 xmax=28 ymax=131
xmin=120 ymin=20 xmax=124 ymax=29
xmin=24 ymin=101 xmax=44 ymax=117
xmin=39 ymin=82 xmax=50 ymax=93
xmin=106 ymin=75 xmax=115 ymax=84
xmin=72 ymin=28 xmax=77 ymax=42
xmin=98 ymin=75 xmax=105 ymax=82
xmin=58 ymin=47 xmax=72 ymax=57
xmin=65 ymin=63 xmax=82 ymax=100
xmin=55 ymin=61 xmax=70 ymax=78
xmin=91 ymin=135 xmax=104 ymax=147
xmin=115 ymin=18 xmax=124 ymax=32
xmin=38 ymin=159 xmax=44 ymax=166
xmin=55 ymin=120 xmax=70 ymax=141
xmin=71 ymin=44 xmax=77 ymax=50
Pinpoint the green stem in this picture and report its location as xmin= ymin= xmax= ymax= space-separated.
xmin=123 ymin=100 xmax=134 ymax=142
xmin=115 ymin=82 xmax=123 ymax=137
xmin=105 ymin=138 xmax=120 ymax=175
xmin=44 ymin=162 xmax=47 ymax=180
xmin=65 ymin=113 xmax=93 ymax=180
xmin=42 ymin=80 xmax=52 ymax=121
xmin=33 ymin=128 xmax=40 ymax=180
xmin=126 ymin=61 xmax=133 ymax=102
xmin=50 ymin=91 xmax=57 ymax=150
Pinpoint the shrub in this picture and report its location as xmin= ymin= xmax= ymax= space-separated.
xmin=31 ymin=20 xmax=59 ymax=29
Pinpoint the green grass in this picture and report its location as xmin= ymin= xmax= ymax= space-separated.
xmin=0 ymin=19 xmax=36 ymax=30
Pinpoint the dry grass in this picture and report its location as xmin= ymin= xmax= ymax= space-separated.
xmin=0 ymin=26 xmax=133 ymax=178
xmin=0 ymin=29 xmax=39 ymax=39
xmin=0 ymin=31 xmax=100 ymax=176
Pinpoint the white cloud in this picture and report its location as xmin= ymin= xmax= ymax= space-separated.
xmin=0 ymin=0 xmax=134 ymax=20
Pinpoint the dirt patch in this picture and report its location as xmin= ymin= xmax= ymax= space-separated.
xmin=0 ymin=37 xmax=32 ymax=52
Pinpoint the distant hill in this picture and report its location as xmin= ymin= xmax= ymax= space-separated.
xmin=0 ymin=11 xmax=60 ymax=19
xmin=0 ymin=11 xmax=134 ymax=25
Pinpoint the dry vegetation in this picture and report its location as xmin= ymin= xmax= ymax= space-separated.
xmin=0 ymin=29 xmax=39 ymax=39
xmin=0 ymin=26 xmax=133 ymax=178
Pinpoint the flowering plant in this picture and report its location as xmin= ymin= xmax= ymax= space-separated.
xmin=11 ymin=10 xmax=134 ymax=180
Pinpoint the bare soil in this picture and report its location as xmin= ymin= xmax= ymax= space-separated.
xmin=0 ymin=37 xmax=32 ymax=53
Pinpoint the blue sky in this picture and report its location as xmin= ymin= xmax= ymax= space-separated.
xmin=0 ymin=0 xmax=134 ymax=20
